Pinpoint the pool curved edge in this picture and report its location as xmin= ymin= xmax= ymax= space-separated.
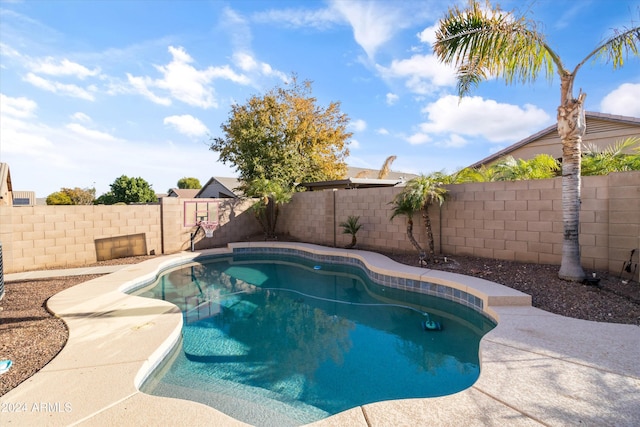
xmin=0 ymin=243 xmax=533 ymax=426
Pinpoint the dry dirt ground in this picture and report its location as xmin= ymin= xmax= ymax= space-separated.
xmin=1 ymin=251 xmax=639 ymax=396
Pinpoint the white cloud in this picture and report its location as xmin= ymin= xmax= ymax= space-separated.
xmin=600 ymin=83 xmax=640 ymax=117
xmin=23 ymin=72 xmax=96 ymax=100
xmin=0 ymin=93 xmax=37 ymax=118
xmin=70 ymin=112 xmax=91 ymax=122
xmin=164 ymin=114 xmax=209 ymax=137
xmin=153 ymin=46 xmax=221 ymax=108
xmin=329 ymin=0 xmax=407 ymax=59
xmin=412 ymin=95 xmax=550 ymax=144
xmin=251 ymin=6 xmax=341 ymax=30
xmin=349 ymin=119 xmax=367 ymax=132
xmin=407 ymin=132 xmax=432 ymax=145
xmin=65 ymin=123 xmax=119 ymax=142
xmin=439 ymin=134 xmax=468 ymax=148
xmin=376 ymin=54 xmax=456 ymax=94
xmin=376 ymin=128 xmax=389 ymax=135
xmin=416 ymin=24 xmax=438 ymax=45
xmin=30 ymin=57 xmax=100 ymax=79
xmin=127 ymin=45 xmax=251 ymax=109
xmin=232 ymin=52 xmax=287 ymax=81
xmin=386 ymin=92 xmax=399 ymax=105
xmin=0 ymin=97 xmax=59 ymax=160
xmin=1 ymin=104 xmax=233 ymax=196
xmin=126 ymin=73 xmax=172 ymax=106
xmin=350 ymin=138 xmax=361 ymax=149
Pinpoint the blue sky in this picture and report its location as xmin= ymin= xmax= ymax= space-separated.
xmin=1 ymin=0 xmax=639 ymax=197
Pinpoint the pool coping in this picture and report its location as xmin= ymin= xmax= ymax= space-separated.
xmin=2 ymin=242 xmax=639 ymax=426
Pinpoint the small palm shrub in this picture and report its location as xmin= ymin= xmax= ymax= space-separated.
xmin=340 ymin=216 xmax=362 ymax=249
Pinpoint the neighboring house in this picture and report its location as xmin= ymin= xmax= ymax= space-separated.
xmin=0 ymin=163 xmax=12 ymax=206
xmin=300 ymin=166 xmax=418 ymax=191
xmin=196 ymin=177 xmax=243 ymax=198
xmin=468 ymin=112 xmax=640 ymax=169
xmin=12 ymin=191 xmax=36 ymax=207
xmin=300 ymin=177 xmax=406 ymax=191
xmin=166 ymin=188 xmax=200 ymax=198
xmin=0 ymin=163 xmax=36 ymax=207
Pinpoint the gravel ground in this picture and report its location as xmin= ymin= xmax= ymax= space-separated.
xmin=1 ymin=251 xmax=639 ymax=396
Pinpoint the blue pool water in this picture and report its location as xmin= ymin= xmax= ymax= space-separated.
xmin=135 ymin=253 xmax=495 ymax=426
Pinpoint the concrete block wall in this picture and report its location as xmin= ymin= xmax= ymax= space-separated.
xmin=0 ymin=204 xmax=162 ymax=273
xmin=279 ymin=171 xmax=639 ymax=278
xmin=1 ymin=171 xmax=637 ymax=277
xmin=162 ymin=197 xmax=262 ymax=253
xmin=440 ymin=179 xmax=564 ymax=265
xmin=280 ymin=186 xmax=433 ymax=253
xmin=0 ymin=197 xmax=260 ymax=273
xmin=606 ymin=172 xmax=640 ymax=276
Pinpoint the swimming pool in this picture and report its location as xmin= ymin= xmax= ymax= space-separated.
xmin=133 ymin=249 xmax=496 ymax=426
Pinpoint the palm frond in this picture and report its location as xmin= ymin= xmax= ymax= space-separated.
xmin=434 ymin=0 xmax=558 ymax=97
xmin=589 ymin=26 xmax=640 ymax=70
xmin=378 ymin=155 xmax=397 ymax=179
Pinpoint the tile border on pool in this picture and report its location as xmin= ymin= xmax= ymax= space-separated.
xmin=231 ymin=245 xmax=487 ymax=313
xmin=222 ymin=242 xmax=532 ymax=322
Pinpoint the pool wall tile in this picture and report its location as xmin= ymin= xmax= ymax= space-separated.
xmin=229 ymin=244 xmax=495 ymax=316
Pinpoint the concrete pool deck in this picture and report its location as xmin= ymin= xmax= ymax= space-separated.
xmin=2 ymin=243 xmax=639 ymax=426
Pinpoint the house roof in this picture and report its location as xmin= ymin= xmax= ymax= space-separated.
xmin=300 ymin=177 xmax=406 ymax=191
xmin=0 ymin=162 xmax=13 ymax=206
xmin=345 ymin=166 xmax=417 ymax=181
xmin=167 ymin=188 xmax=200 ymax=198
xmin=195 ymin=177 xmax=243 ymax=198
xmin=468 ymin=112 xmax=640 ymax=169
xmin=194 ymin=166 xmax=418 ymax=195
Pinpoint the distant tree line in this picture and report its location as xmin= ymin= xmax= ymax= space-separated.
xmin=46 ymin=175 xmax=202 ymax=205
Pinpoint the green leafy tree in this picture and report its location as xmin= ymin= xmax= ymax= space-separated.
xmin=46 ymin=191 xmax=73 ymax=205
xmin=434 ymin=0 xmax=639 ymax=281
xmin=210 ymin=75 xmax=352 ymax=191
xmin=63 ymin=187 xmax=96 ymax=205
xmin=177 ymin=177 xmax=201 ymax=189
xmin=46 ymin=187 xmax=95 ymax=205
xmin=95 ymin=175 xmax=157 ymax=205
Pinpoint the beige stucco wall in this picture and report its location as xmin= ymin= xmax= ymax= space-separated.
xmin=0 ymin=204 xmax=162 ymax=273
xmin=1 ymin=172 xmax=638 ymax=279
xmin=279 ymin=171 xmax=639 ymax=278
xmin=0 ymin=197 xmax=261 ymax=273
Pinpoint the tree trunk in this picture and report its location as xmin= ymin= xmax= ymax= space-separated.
xmin=557 ymin=90 xmax=587 ymax=282
xmin=423 ymin=207 xmax=436 ymax=262
xmin=406 ymin=217 xmax=423 ymax=253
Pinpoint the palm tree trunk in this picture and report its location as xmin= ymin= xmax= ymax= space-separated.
xmin=557 ymin=91 xmax=587 ymax=281
xmin=423 ymin=207 xmax=435 ymax=261
xmin=406 ymin=217 xmax=423 ymax=253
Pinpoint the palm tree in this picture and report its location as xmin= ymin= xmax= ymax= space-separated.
xmin=582 ymin=137 xmax=640 ymax=176
xmin=246 ymin=177 xmax=293 ymax=239
xmin=404 ymin=175 xmax=448 ymax=262
xmin=390 ymin=191 xmax=423 ymax=254
xmin=340 ymin=215 xmax=363 ymax=248
xmin=433 ymin=0 xmax=639 ymax=281
xmin=491 ymin=154 xmax=560 ymax=181
xmin=378 ymin=155 xmax=397 ymax=179
xmin=354 ymin=155 xmax=398 ymax=179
